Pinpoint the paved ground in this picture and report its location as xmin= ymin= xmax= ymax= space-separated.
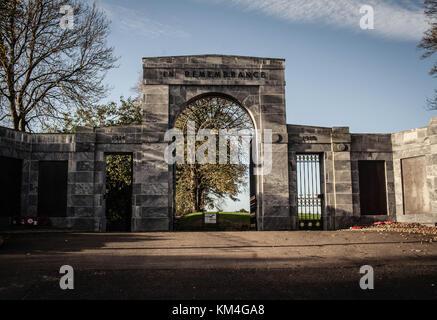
xmin=0 ymin=230 xmax=436 ymax=300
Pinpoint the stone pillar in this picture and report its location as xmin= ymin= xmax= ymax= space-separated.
xmin=392 ymin=117 xmax=437 ymax=225
xmin=259 ymin=85 xmax=291 ymax=230
xmin=133 ymin=84 xmax=171 ymax=231
xmin=330 ymin=127 xmax=354 ymax=229
xmin=20 ymin=159 xmax=31 ymax=217
xmin=68 ymin=127 xmax=100 ymax=231
xmin=288 ymin=150 xmax=298 ymax=230
xmin=428 ymin=117 xmax=437 ymax=218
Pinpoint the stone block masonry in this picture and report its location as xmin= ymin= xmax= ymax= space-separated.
xmin=392 ymin=118 xmax=437 ymax=226
xmin=0 ymin=55 xmax=436 ymax=231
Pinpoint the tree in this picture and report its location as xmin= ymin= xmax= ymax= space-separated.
xmin=419 ymin=0 xmax=437 ymax=110
xmin=174 ymin=96 xmax=253 ymax=215
xmin=0 ymin=0 xmax=117 ymax=132
xmin=46 ymin=96 xmax=142 ymax=133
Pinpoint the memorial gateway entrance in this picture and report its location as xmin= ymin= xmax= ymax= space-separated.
xmin=0 ymin=55 xmax=436 ymax=231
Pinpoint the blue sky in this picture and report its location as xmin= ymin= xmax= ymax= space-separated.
xmin=93 ymin=0 xmax=437 ymax=134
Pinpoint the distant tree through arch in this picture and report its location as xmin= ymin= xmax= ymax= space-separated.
xmin=174 ymin=95 xmax=254 ymax=215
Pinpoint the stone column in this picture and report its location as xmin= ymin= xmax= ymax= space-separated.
xmin=69 ymin=127 xmax=100 ymax=231
xmin=259 ymin=85 xmax=291 ymax=230
xmin=330 ymin=127 xmax=354 ymax=229
xmin=428 ymin=117 xmax=437 ymax=217
xmin=392 ymin=117 xmax=437 ymax=224
xmin=133 ymin=84 xmax=171 ymax=231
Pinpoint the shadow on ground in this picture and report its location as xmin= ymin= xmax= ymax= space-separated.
xmin=0 ymin=231 xmax=168 ymax=254
xmin=0 ymin=231 xmax=436 ymax=300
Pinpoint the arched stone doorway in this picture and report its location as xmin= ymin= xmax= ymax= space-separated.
xmin=170 ymin=93 xmax=258 ymax=231
xmin=140 ymin=55 xmax=291 ymax=231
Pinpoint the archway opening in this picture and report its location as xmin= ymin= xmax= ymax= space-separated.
xmin=105 ymin=153 xmax=133 ymax=232
xmin=172 ymin=95 xmax=256 ymax=231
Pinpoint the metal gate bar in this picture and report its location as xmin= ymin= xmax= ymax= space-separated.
xmin=297 ymin=154 xmax=322 ymax=229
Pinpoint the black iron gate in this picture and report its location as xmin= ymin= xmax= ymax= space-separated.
xmin=249 ymin=141 xmax=257 ymax=230
xmin=296 ymin=154 xmax=323 ymax=230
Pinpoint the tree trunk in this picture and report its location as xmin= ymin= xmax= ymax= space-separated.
xmin=8 ymin=97 xmax=19 ymax=131
xmin=18 ymin=118 xmax=26 ymax=132
xmin=194 ymin=178 xmax=202 ymax=212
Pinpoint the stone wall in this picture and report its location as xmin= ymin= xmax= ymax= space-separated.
xmin=1 ymin=55 xmax=436 ymax=231
xmin=0 ymin=128 xmax=80 ymax=228
xmin=0 ymin=127 xmax=31 ymax=226
xmin=29 ymin=133 xmax=75 ymax=228
xmin=2 ymin=117 xmax=436 ymax=231
xmin=0 ymin=123 xmax=169 ymax=232
xmin=350 ymin=134 xmax=396 ymax=225
xmin=287 ymin=125 xmax=395 ymax=230
xmin=392 ymin=117 xmax=437 ymax=225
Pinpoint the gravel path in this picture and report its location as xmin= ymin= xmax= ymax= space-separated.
xmin=0 ymin=229 xmax=436 ymax=299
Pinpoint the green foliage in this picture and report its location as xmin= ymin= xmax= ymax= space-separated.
xmin=174 ymin=96 xmax=253 ymax=215
xmin=106 ymin=154 xmax=132 ymax=192
xmin=44 ymin=96 xmax=142 ymax=133
xmin=105 ymin=154 xmax=132 ymax=231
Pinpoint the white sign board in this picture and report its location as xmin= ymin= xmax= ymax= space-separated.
xmin=204 ymin=213 xmax=217 ymax=224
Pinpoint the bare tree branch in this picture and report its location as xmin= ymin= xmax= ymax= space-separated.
xmin=0 ymin=0 xmax=118 ymax=131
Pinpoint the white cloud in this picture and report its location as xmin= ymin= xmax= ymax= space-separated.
xmin=91 ymin=0 xmax=190 ymax=39
xmin=207 ymin=0 xmax=427 ymax=41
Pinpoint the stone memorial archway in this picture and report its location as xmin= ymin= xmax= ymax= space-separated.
xmin=2 ymin=54 xmax=420 ymax=232
xmin=139 ymin=55 xmax=291 ymax=231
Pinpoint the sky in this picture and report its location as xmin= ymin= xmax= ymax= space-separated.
xmin=92 ymin=0 xmax=437 ymax=134
xmin=87 ymin=0 xmax=436 ymax=212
